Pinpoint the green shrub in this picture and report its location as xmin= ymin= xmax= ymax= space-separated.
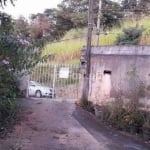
xmin=0 ymin=35 xmax=42 ymax=134
xmin=116 ymin=26 xmax=144 ymax=45
xmin=0 ymin=98 xmax=19 ymax=133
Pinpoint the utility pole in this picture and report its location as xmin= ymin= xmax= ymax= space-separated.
xmin=96 ymin=0 xmax=102 ymax=46
xmin=79 ymin=0 xmax=94 ymax=106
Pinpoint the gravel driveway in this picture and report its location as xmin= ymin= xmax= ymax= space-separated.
xmin=0 ymin=98 xmax=149 ymax=150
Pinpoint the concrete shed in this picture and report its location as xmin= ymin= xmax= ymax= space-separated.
xmin=81 ymin=46 xmax=150 ymax=105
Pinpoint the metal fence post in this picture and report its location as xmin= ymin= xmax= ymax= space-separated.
xmin=52 ymin=65 xmax=57 ymax=98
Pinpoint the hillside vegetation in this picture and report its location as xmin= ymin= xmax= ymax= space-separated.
xmin=42 ymin=28 xmax=87 ymax=64
xmin=42 ymin=17 xmax=150 ymax=64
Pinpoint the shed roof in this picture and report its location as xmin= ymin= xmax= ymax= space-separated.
xmin=91 ymin=46 xmax=150 ymax=56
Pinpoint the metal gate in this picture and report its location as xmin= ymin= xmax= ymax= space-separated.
xmin=29 ymin=63 xmax=80 ymax=99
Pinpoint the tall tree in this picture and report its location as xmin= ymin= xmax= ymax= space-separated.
xmin=30 ymin=13 xmax=52 ymax=45
xmin=27 ymin=0 xmax=123 ymax=42
xmin=44 ymin=8 xmax=62 ymax=40
xmin=121 ymin=0 xmax=150 ymax=10
xmin=138 ymin=0 xmax=150 ymax=11
xmin=14 ymin=16 xmax=30 ymax=38
xmin=100 ymin=0 xmax=123 ymax=30
xmin=121 ymin=0 xmax=150 ymax=15
xmin=57 ymin=0 xmax=88 ymax=28
xmin=0 ymin=0 xmax=14 ymax=7
xmin=0 ymin=12 xmax=13 ymax=34
xmin=121 ymin=0 xmax=138 ymax=9
xmin=57 ymin=0 xmax=123 ymax=30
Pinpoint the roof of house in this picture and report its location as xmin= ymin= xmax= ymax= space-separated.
xmin=90 ymin=46 xmax=150 ymax=56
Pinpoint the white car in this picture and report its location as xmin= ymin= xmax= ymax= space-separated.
xmin=28 ymin=81 xmax=56 ymax=98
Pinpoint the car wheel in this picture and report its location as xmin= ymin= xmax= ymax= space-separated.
xmin=50 ymin=94 xmax=56 ymax=98
xmin=35 ymin=90 xmax=42 ymax=98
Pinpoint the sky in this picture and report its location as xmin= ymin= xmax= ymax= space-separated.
xmin=0 ymin=0 xmax=62 ymax=19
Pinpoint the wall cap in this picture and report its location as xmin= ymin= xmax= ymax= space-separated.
xmin=90 ymin=46 xmax=150 ymax=56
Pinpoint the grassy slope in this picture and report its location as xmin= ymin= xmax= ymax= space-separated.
xmin=42 ymin=28 xmax=87 ymax=64
xmin=42 ymin=17 xmax=150 ymax=64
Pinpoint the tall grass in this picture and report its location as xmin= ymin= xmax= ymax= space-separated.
xmin=42 ymin=17 xmax=150 ymax=64
xmin=62 ymin=28 xmax=87 ymax=40
xmin=43 ymin=39 xmax=85 ymax=56
xmin=42 ymin=37 xmax=86 ymax=64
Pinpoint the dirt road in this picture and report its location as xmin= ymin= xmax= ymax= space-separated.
xmin=0 ymin=98 xmax=149 ymax=150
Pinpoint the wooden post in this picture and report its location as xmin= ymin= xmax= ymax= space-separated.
xmin=78 ymin=0 xmax=94 ymax=106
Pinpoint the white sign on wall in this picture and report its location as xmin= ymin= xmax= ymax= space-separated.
xmin=59 ymin=67 xmax=69 ymax=78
